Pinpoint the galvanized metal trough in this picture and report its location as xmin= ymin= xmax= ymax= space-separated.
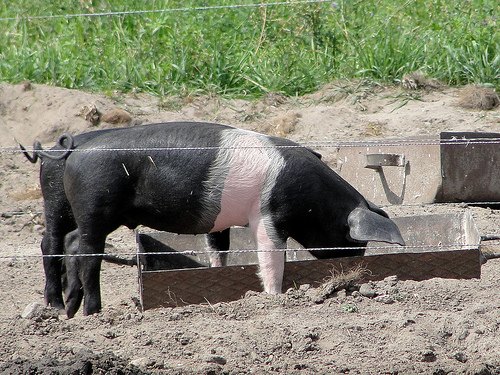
xmin=336 ymin=132 xmax=500 ymax=205
xmin=136 ymin=212 xmax=482 ymax=310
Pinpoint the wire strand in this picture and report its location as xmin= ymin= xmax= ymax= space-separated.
xmin=5 ymin=137 xmax=500 ymax=154
xmin=3 ymin=202 xmax=500 ymax=219
xmin=0 ymin=243 xmax=482 ymax=260
xmin=0 ymin=0 xmax=333 ymax=22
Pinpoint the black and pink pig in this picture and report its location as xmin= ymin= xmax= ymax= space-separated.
xmin=23 ymin=122 xmax=404 ymax=318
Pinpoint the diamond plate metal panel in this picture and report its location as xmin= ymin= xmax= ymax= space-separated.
xmin=137 ymin=213 xmax=482 ymax=310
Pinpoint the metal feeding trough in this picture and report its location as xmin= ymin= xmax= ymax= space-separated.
xmin=336 ymin=132 xmax=500 ymax=205
xmin=136 ymin=212 xmax=482 ymax=310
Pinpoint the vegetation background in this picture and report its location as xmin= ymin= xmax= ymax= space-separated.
xmin=0 ymin=0 xmax=498 ymax=97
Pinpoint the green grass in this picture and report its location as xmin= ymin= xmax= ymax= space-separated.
xmin=0 ymin=0 xmax=498 ymax=97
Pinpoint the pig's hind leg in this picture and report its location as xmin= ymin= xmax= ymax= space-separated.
xmin=41 ymin=227 xmax=69 ymax=311
xmin=41 ymin=191 xmax=77 ymax=311
xmin=63 ymin=229 xmax=84 ymax=318
xmin=64 ymin=225 xmax=108 ymax=318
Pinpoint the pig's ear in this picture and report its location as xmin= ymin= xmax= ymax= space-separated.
xmin=347 ymin=207 xmax=405 ymax=245
xmin=366 ymin=200 xmax=389 ymax=218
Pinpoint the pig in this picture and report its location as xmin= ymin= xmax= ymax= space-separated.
xmin=54 ymin=121 xmax=404 ymax=317
xmin=20 ymin=129 xmax=118 ymax=310
xmin=20 ymin=128 xmax=234 ymax=311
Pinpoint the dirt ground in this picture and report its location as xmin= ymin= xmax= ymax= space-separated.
xmin=0 ymin=81 xmax=499 ymax=374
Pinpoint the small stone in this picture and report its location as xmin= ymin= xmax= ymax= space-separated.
xmin=458 ymin=330 xmax=470 ymax=341
xmin=336 ymin=289 xmax=347 ymax=299
xmin=21 ymin=302 xmax=43 ymax=319
xmin=33 ymin=224 xmax=44 ymax=233
xmin=312 ymin=294 xmax=325 ymax=304
xmin=359 ymin=283 xmax=376 ymax=298
xmin=201 ymin=364 xmax=223 ymax=375
xmin=453 ymin=352 xmax=468 ymax=363
xmin=374 ymin=295 xmax=394 ymax=304
xmin=439 ymin=330 xmax=452 ymax=340
xmin=21 ymin=302 xmax=58 ymax=320
xmin=21 ymin=81 xmax=33 ymax=91
xmin=299 ymin=284 xmax=310 ymax=292
xmin=420 ymin=350 xmax=437 ymax=362
xmin=401 ymin=319 xmax=416 ymax=328
xmin=129 ymin=357 xmax=155 ymax=368
xmin=102 ymin=330 xmax=117 ymax=339
xmin=383 ymin=275 xmax=398 ymax=286
xmin=294 ymin=363 xmax=308 ymax=370
xmin=169 ymin=312 xmax=182 ymax=321
xmin=205 ymin=355 xmax=227 ymax=365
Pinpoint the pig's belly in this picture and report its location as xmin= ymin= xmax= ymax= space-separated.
xmin=209 ymin=169 xmax=264 ymax=232
xmin=206 ymin=130 xmax=284 ymax=233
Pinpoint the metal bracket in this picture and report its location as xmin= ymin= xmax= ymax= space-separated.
xmin=364 ymin=153 xmax=408 ymax=205
xmin=365 ymin=153 xmax=406 ymax=169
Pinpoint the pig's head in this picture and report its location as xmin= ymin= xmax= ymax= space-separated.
xmin=347 ymin=205 xmax=404 ymax=245
xmin=308 ymin=201 xmax=404 ymax=259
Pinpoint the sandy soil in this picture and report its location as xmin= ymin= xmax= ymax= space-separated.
xmin=0 ymin=81 xmax=499 ymax=374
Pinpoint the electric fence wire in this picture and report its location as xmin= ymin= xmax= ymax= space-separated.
xmin=0 ymin=0 xmax=334 ymax=22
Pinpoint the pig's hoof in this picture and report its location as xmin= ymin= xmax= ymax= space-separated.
xmin=65 ymin=292 xmax=83 ymax=319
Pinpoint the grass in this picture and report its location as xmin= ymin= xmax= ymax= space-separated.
xmin=341 ymin=303 xmax=359 ymax=313
xmin=0 ymin=0 xmax=498 ymax=98
xmin=316 ymin=265 xmax=368 ymax=301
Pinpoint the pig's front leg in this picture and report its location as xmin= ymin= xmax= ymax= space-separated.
xmin=252 ymin=218 xmax=286 ymax=294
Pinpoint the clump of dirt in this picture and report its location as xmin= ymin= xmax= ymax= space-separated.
xmin=80 ymin=104 xmax=101 ymax=126
xmin=401 ymin=71 xmax=443 ymax=90
xmin=262 ymin=92 xmax=288 ymax=107
xmin=102 ymin=108 xmax=133 ymax=125
xmin=457 ymin=85 xmax=499 ymax=110
xmin=1 ymin=351 xmax=147 ymax=375
xmin=262 ymin=112 xmax=301 ymax=137
xmin=20 ymin=80 xmax=33 ymax=92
